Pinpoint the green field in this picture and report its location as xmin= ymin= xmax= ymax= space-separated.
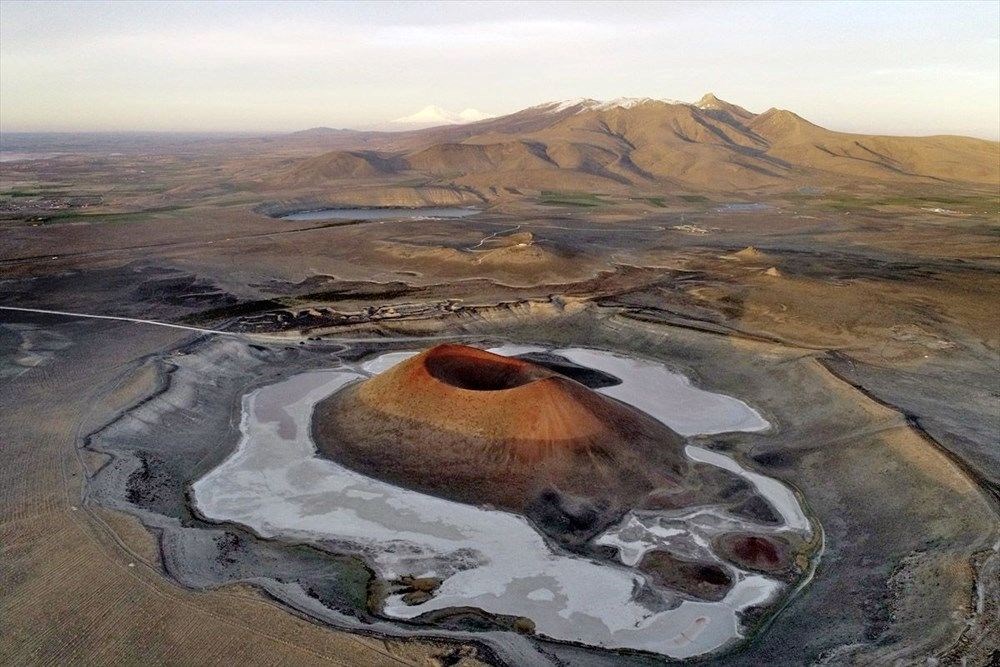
xmin=538 ymin=190 xmax=605 ymax=207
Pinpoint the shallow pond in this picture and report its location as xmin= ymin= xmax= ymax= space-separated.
xmin=714 ymin=202 xmax=772 ymax=213
xmin=280 ymin=207 xmax=480 ymax=221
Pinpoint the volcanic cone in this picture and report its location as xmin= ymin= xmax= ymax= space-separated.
xmin=313 ymin=344 xmax=700 ymax=538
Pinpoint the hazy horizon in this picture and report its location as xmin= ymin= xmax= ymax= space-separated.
xmin=2 ymin=0 xmax=998 ymax=140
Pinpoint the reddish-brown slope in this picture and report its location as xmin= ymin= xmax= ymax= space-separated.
xmin=357 ymin=345 xmax=619 ymax=458
xmin=313 ymin=345 xmax=721 ymax=537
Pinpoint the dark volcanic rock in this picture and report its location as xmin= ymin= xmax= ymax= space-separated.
xmin=637 ymin=550 xmax=734 ymax=601
xmin=513 ymin=351 xmax=623 ymax=388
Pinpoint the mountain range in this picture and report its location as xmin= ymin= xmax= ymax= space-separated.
xmin=276 ymin=94 xmax=999 ymax=195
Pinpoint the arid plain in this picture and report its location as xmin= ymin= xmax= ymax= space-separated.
xmin=2 ymin=97 xmax=998 ymax=665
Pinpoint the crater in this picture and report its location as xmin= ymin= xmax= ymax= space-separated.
xmin=423 ymin=345 xmax=548 ymax=391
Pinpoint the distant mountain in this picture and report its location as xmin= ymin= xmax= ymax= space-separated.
xmin=391 ymin=105 xmax=496 ymax=127
xmin=276 ymin=95 xmax=1000 ymax=193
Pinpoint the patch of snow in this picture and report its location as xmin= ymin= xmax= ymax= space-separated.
xmin=595 ymin=97 xmax=681 ymax=110
xmin=538 ymin=97 xmax=690 ymax=114
xmin=533 ymin=98 xmax=597 ymax=113
xmin=457 ymin=108 xmax=495 ymax=122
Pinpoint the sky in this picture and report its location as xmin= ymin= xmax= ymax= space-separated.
xmin=1 ymin=0 xmax=998 ymax=138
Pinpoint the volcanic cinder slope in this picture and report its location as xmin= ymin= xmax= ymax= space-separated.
xmin=314 ymin=344 xmax=750 ymax=542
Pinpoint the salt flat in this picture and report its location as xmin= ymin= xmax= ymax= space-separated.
xmin=192 ymin=347 xmax=810 ymax=658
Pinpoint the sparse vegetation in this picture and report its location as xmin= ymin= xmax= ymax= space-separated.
xmin=787 ymin=191 xmax=1000 ymax=213
xmin=1 ymin=189 xmax=71 ymax=198
xmin=538 ymin=190 xmax=605 ymax=207
xmin=30 ymin=211 xmax=151 ymax=225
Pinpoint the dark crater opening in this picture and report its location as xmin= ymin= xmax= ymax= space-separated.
xmin=424 ymin=348 xmax=545 ymax=391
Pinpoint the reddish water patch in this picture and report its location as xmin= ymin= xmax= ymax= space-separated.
xmin=714 ymin=533 xmax=792 ymax=573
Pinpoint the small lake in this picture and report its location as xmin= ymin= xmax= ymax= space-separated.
xmin=281 ymin=207 xmax=480 ymax=221
xmin=714 ymin=203 xmax=772 ymax=213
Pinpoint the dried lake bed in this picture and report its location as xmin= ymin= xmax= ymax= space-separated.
xmin=190 ymin=346 xmax=812 ymax=659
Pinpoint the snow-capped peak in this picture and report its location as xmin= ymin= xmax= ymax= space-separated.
xmin=533 ymin=98 xmax=600 ymax=113
xmin=595 ymin=97 xmax=669 ymax=110
xmin=391 ymin=105 xmax=496 ymax=126
xmin=455 ymin=108 xmax=495 ymax=122
xmin=537 ymin=97 xmax=689 ymax=114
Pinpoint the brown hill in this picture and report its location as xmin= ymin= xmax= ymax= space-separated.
xmin=474 ymin=243 xmax=560 ymax=267
xmin=406 ymin=141 xmax=556 ymax=174
xmin=312 ymin=345 xmax=747 ymax=541
xmin=696 ymin=92 xmax=755 ymax=122
xmin=373 ymin=232 xmax=585 ymax=285
xmin=277 ymin=95 xmax=999 ymax=195
xmin=747 ymin=108 xmax=999 ymax=183
xmin=275 ymin=150 xmax=403 ymax=187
